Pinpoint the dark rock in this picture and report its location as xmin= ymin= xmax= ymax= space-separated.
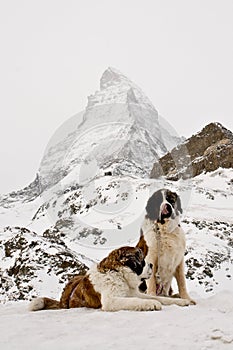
xmin=150 ymin=122 xmax=233 ymax=180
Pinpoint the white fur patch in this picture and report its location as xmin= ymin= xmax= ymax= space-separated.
xmin=88 ymin=264 xmax=162 ymax=311
xmin=28 ymin=297 xmax=45 ymax=311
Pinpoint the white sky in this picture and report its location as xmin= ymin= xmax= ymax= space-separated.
xmin=0 ymin=0 xmax=232 ymax=194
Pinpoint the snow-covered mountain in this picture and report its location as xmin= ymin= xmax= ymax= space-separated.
xmin=39 ymin=67 xmax=181 ymax=191
xmin=0 ymin=68 xmax=232 ymax=303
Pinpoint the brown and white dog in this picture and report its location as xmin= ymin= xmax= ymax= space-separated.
xmin=29 ymin=246 xmax=191 ymax=312
xmin=137 ymin=189 xmax=196 ymax=305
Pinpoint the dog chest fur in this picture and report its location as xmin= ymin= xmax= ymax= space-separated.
xmin=89 ymin=264 xmax=140 ymax=299
xmin=140 ymin=218 xmax=186 ymax=285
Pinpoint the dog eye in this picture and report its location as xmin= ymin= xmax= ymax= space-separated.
xmin=127 ymin=258 xmax=137 ymax=268
xmin=166 ymin=197 xmax=175 ymax=205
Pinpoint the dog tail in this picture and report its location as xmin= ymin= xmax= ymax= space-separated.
xmin=29 ymin=297 xmax=61 ymax=311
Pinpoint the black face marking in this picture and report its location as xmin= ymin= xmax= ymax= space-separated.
xmin=165 ymin=190 xmax=183 ymax=215
xmin=123 ymin=249 xmax=146 ymax=276
xmin=139 ymin=280 xmax=147 ymax=292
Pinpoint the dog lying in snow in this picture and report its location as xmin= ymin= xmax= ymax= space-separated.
xmin=29 ymin=246 xmax=191 ymax=312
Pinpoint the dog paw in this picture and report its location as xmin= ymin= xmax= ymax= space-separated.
xmin=142 ymin=300 xmax=162 ymax=311
xmin=176 ymin=298 xmax=192 ymax=306
xmin=176 ymin=298 xmax=196 ymax=306
xmin=179 ymin=294 xmax=197 ymax=305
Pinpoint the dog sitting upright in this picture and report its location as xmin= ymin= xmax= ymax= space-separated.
xmin=137 ymin=189 xmax=196 ymax=305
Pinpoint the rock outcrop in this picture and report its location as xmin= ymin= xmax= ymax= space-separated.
xmin=0 ymin=227 xmax=88 ymax=302
xmin=150 ymin=122 xmax=233 ymax=180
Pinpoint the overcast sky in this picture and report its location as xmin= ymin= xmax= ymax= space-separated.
xmin=0 ymin=0 xmax=232 ymax=194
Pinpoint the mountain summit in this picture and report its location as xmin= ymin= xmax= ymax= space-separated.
xmin=100 ymin=67 xmax=131 ymax=90
xmin=38 ymin=67 xmax=181 ymax=190
xmin=88 ymin=66 xmax=156 ymax=111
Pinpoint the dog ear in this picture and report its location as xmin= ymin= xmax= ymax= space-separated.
xmin=118 ymin=247 xmax=143 ymax=267
xmin=98 ymin=250 xmax=121 ymax=272
xmin=145 ymin=191 xmax=162 ymax=221
xmin=119 ymin=247 xmax=142 ymax=263
xmin=176 ymin=195 xmax=183 ymax=214
xmin=97 ymin=247 xmax=132 ymax=272
xmin=97 ymin=255 xmax=113 ymax=272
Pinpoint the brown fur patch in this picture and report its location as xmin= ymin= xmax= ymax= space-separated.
xmin=32 ymin=275 xmax=102 ymax=311
xmin=61 ymin=275 xmax=101 ymax=309
xmin=43 ymin=297 xmax=60 ymax=310
xmin=98 ymin=246 xmax=140 ymax=272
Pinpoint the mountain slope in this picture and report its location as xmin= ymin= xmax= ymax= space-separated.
xmin=0 ymin=168 xmax=232 ymax=301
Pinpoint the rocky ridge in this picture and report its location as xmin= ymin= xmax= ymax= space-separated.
xmin=150 ymin=122 xmax=233 ymax=180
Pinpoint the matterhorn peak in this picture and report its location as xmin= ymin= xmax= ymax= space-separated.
xmin=87 ymin=67 xmax=155 ymax=111
xmin=100 ymin=67 xmax=132 ymax=90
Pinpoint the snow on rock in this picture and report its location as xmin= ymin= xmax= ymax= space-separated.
xmin=0 ymin=226 xmax=88 ymax=302
xmin=150 ymin=122 xmax=233 ymax=180
xmin=184 ymin=219 xmax=233 ymax=293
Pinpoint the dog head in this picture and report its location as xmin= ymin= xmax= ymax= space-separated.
xmin=145 ymin=189 xmax=182 ymax=224
xmin=98 ymin=246 xmax=152 ymax=280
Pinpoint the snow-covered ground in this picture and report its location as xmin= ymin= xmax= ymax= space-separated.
xmin=1 ymin=290 xmax=233 ymax=350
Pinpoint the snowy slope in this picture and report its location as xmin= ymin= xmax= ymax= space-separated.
xmin=0 ymin=168 xmax=232 ymax=301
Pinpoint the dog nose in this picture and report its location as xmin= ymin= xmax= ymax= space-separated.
xmin=149 ymin=263 xmax=153 ymax=269
xmin=161 ymin=203 xmax=170 ymax=215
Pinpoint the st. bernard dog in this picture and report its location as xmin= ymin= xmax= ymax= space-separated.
xmin=137 ymin=189 xmax=196 ymax=305
xmin=29 ymin=246 xmax=191 ymax=312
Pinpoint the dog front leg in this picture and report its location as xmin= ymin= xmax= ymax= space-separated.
xmin=135 ymin=291 xmax=191 ymax=307
xmin=101 ymin=295 xmax=162 ymax=311
xmin=175 ymin=259 xmax=196 ymax=305
xmin=146 ymin=260 xmax=157 ymax=295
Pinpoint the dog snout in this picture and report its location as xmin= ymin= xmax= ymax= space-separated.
xmin=161 ymin=203 xmax=170 ymax=215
